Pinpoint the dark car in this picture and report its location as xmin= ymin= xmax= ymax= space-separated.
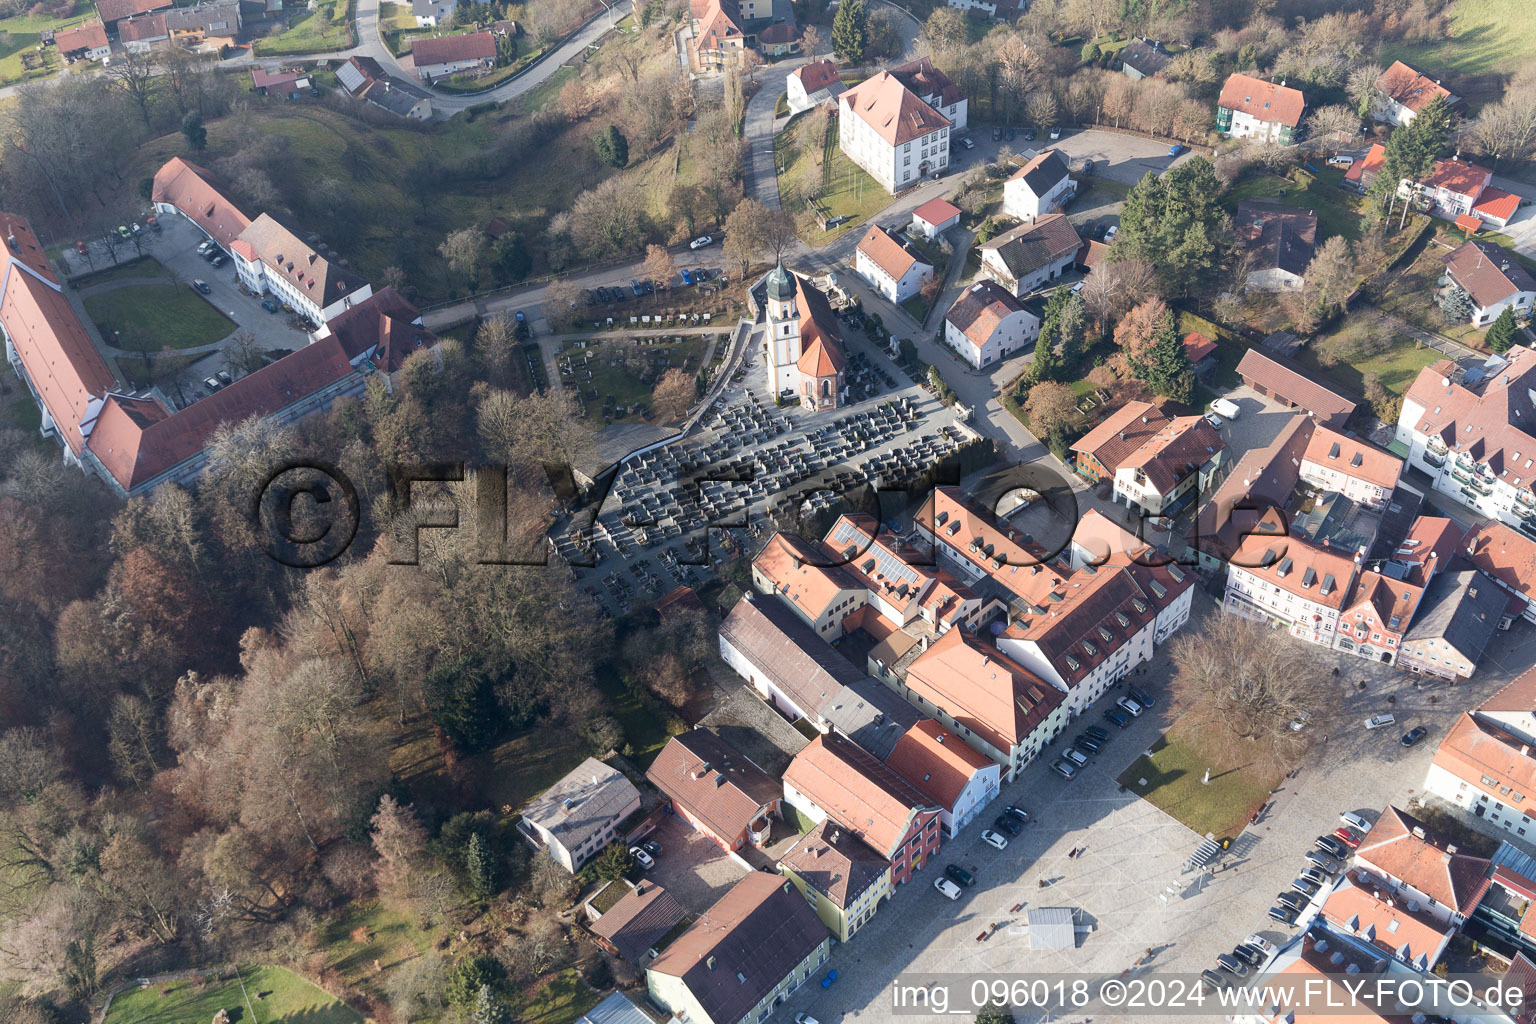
xmin=640 ymin=839 xmax=661 ymax=857
xmin=1232 ymin=943 xmax=1266 ymax=967
xmin=1104 ymin=706 xmax=1131 ymax=728
xmin=642 ymin=280 xmax=655 ymax=294
xmin=1275 ymin=890 xmax=1307 ymax=911
xmin=1201 ymin=969 xmax=1232 ymax=992
xmin=1215 ymin=954 xmax=1248 ymax=976
xmin=192 ymin=279 xmax=211 ymax=295
xmin=945 ymin=864 xmax=975 ymax=888
xmin=1004 ymin=805 xmax=1029 ymax=823
xmin=1268 ymin=905 xmax=1299 ymax=925
xmin=631 ymin=280 xmax=646 ymax=297
xmin=261 ymin=299 xmax=279 ymax=313
xmin=1074 ymin=735 xmax=1102 ymax=754
xmin=993 ymin=815 xmax=1023 ymax=837
xmin=1128 ymin=685 xmax=1155 ymax=707
xmin=1304 ymin=849 xmax=1338 ymax=872
xmin=1315 ymin=834 xmax=1348 ymax=859
xmin=1005 ymin=126 xmax=1016 ymax=141
xmin=1291 ymin=877 xmax=1321 ymax=897
xmin=1401 ymin=726 xmax=1428 ymax=747
xmin=1021 ymin=128 xmax=1036 ymax=141
xmin=1084 ymin=725 xmax=1110 ymax=741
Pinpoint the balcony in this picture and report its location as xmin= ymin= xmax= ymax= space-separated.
xmin=1423 ymin=452 xmax=1445 ymax=469
xmin=1520 ymin=490 xmax=1536 ymax=508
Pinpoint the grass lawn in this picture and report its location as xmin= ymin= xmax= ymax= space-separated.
xmin=1224 ymin=167 xmax=1367 ymax=242
xmin=252 ymin=0 xmax=354 ymax=55
xmin=1297 ymin=321 xmax=1442 ymax=396
xmin=0 ymin=5 xmax=80 ymax=87
xmin=104 ymin=966 xmax=361 ymax=1024
xmin=1376 ymin=236 xmax=1490 ymax=348
xmin=74 ymin=256 xmax=172 ymax=286
xmin=786 ymin=802 xmax=819 ymax=835
xmin=596 ymin=663 xmax=681 ymax=767
xmin=1116 ymin=729 xmax=1283 ymax=840
xmin=0 ymin=395 xmax=41 ymax=433
xmin=85 ymin=284 xmax=233 ymax=350
xmin=317 ymin=902 xmax=447 ymax=990
xmin=1380 ymin=0 xmax=1536 ymax=76
xmin=438 ymin=45 xmax=549 ymax=93
xmin=518 ymin=63 xmax=578 ymax=113
xmin=776 ymin=112 xmax=889 ymax=243
xmin=115 ymin=350 xmax=205 ymax=390
xmin=516 ymin=968 xmax=602 ymax=1024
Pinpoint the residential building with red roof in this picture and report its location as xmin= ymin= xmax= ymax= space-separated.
xmin=1070 ymin=401 xmax=1168 ymax=483
xmin=1234 ymin=930 xmax=1402 ymax=1024
xmin=1300 ymin=425 xmax=1403 ymax=509
xmin=1441 ymin=240 xmax=1536 ymax=326
xmin=647 ymin=729 xmax=783 ymax=854
xmin=116 ymin=11 xmax=168 ymax=49
xmin=1353 ymin=805 xmax=1492 ymax=926
xmin=687 ymin=0 xmax=746 ymax=71
xmin=53 ymin=19 xmax=109 ymax=60
xmin=1373 ymin=60 xmax=1458 ymax=127
xmin=914 ymin=488 xmax=1196 ymax=713
xmin=1002 ymin=150 xmax=1075 ymax=220
xmin=1395 ymin=347 xmax=1536 ymax=530
xmin=759 ymin=263 xmax=845 ymax=410
xmin=1424 ymin=711 xmax=1536 ymax=844
xmin=586 ymin=880 xmax=687 ymax=965
xmin=853 ymin=224 xmax=933 ymax=304
xmin=1182 ymin=332 xmax=1217 ymax=374
xmin=910 ymin=197 xmax=961 ymax=240
xmin=943 ymin=279 xmax=1040 ymax=369
xmin=976 ymin=213 xmax=1082 ymax=297
xmin=1470 ymin=668 xmax=1536 ymax=747
xmin=250 ymin=67 xmax=313 ymax=94
xmin=1461 ymin=522 xmax=1536 ymax=624
xmin=889 ymin=57 xmax=967 ymax=131
xmin=1407 ymin=157 xmax=1494 ymax=222
xmin=1110 ymin=414 xmax=1225 ymax=516
xmin=1319 ymin=869 xmax=1456 ymax=970
xmin=1235 ymin=200 xmax=1316 ymax=291
xmin=837 ymin=72 xmax=952 ymax=193
xmin=782 ymin=732 xmax=942 ymax=885
xmin=1216 ymin=73 xmax=1305 ymax=145
xmin=410 ymin=31 xmax=497 ymax=81
xmin=750 ymin=532 xmax=868 ymax=639
xmin=645 ymin=872 xmax=830 ymax=1024
xmin=95 ymin=0 xmax=170 ymax=31
xmin=1236 ymin=347 xmax=1357 ymax=427
xmin=1343 ymin=142 xmax=1386 ymax=189
xmin=883 ymin=718 xmax=1001 ymax=837
xmin=776 ymin=820 xmax=892 ymax=942
xmin=1331 ymin=515 xmax=1460 ymax=665
xmin=786 ymin=59 xmax=843 ymax=115
xmin=0 ymin=210 xmax=122 ymax=471
xmin=1191 ymin=413 xmax=1315 ymax=572
xmin=1223 ymin=509 xmax=1362 ymax=648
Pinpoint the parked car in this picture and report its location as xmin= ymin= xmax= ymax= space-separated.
xmin=192 ymin=279 xmax=211 ymax=295
xmin=992 ymin=125 xmax=1003 ymax=141
xmin=1339 ymin=812 xmax=1372 ymax=834
xmin=1298 ymin=866 xmax=1329 ymax=887
xmin=216 ymin=371 xmax=231 ymax=386
xmin=1052 ymin=759 xmax=1078 ymax=779
xmin=1005 ymin=806 xmax=1029 ymax=823
xmin=75 ymin=239 xmax=88 ymax=255
xmin=960 ymin=136 xmax=975 ymax=149
xmin=1243 ymin=934 xmax=1274 ymax=954
xmin=631 ymin=281 xmax=645 ymax=297
xmin=1232 ymin=943 xmax=1266 ymax=967
xmin=631 ymin=847 xmax=654 ymax=870
xmin=1275 ymin=890 xmax=1307 ymax=911
xmin=945 ymin=865 xmax=976 ymax=888
xmin=1168 ymin=144 xmax=1186 ymax=157
xmin=1103 ymin=224 xmax=1119 ymax=242
xmin=1128 ymin=685 xmax=1155 ymax=708
xmin=1074 ymin=734 xmax=1102 ymax=753
xmin=1332 ymin=827 xmax=1362 ymax=849
xmin=1063 ymin=747 xmax=1089 ymax=767
xmin=1290 ymin=712 xmax=1311 ymax=732
xmin=993 ymin=815 xmax=1023 ymax=837
xmin=641 ymin=280 xmax=655 ymax=294
xmin=1081 ymin=158 xmax=1095 ymax=175
xmin=1211 ymin=398 xmax=1241 ymax=420
xmin=1364 ymin=713 xmax=1397 ymax=730
xmin=981 ymin=829 xmax=1009 ymax=851
xmin=689 ymin=235 xmax=713 ymax=249
xmin=261 ymin=299 xmax=279 ymax=313
xmin=1304 ymin=849 xmax=1338 ymax=872
xmin=130 ymin=222 xmax=142 ymax=236
xmin=1070 ymin=280 xmax=1085 ymax=294
xmin=1268 ymin=905 xmax=1299 ymax=925
xmin=1215 ymin=953 xmax=1249 ymax=976
xmin=1117 ymin=696 xmax=1144 ymax=717
xmin=146 ymin=215 xmax=160 ymax=233
xmin=1326 ymin=154 xmax=1355 ymax=168
xmin=1021 ymin=128 xmax=1036 ymax=141
xmin=693 ymin=267 xmax=710 ymax=281
xmin=795 ymin=1015 xmax=820 ymax=1024
xmin=680 ymin=268 xmax=694 ymax=285
xmin=1201 ymin=969 xmax=1232 ymax=992
xmin=1291 ymin=876 xmax=1321 ymax=897
xmin=1401 ymin=726 xmax=1429 ymax=747
xmin=116 ymin=224 xmax=131 ymax=239
xmin=640 ymin=839 xmax=661 ymax=856
xmin=1104 ymin=706 xmax=1131 ymax=728
xmin=1049 ymin=126 xmax=1062 ymax=140
xmin=196 ymin=240 xmax=214 ymax=256
xmin=1005 ymin=126 xmax=1016 ymax=141
xmin=514 ymin=309 xmax=526 ymax=322
xmin=1085 ymin=725 xmax=1110 ymax=741
xmin=202 ymin=376 xmax=222 ymax=392
xmin=934 ymin=877 xmax=962 ymax=900
xmin=1205 ymin=412 xmax=1224 ymax=428
xmin=209 ymin=254 xmax=225 ymax=268
xmin=1315 ymin=834 xmax=1349 ymax=858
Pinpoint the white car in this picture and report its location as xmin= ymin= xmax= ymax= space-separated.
xmin=794 ymin=1015 xmax=820 ymax=1024
xmin=689 ymin=235 xmax=713 ymax=249
xmin=981 ymin=829 xmax=1009 ymax=850
xmin=1204 ymin=412 xmax=1223 ymax=428
xmin=1117 ymin=696 xmax=1144 ymax=717
xmin=1326 ymin=155 xmax=1355 ymax=168
xmin=934 ymin=877 xmax=962 ymax=900
xmin=1289 ymin=711 xmax=1310 ymax=732
xmin=1103 ymin=224 xmax=1118 ymax=242
xmin=630 ymin=847 xmax=654 ymax=869
xmin=1363 ymin=713 xmax=1397 ymax=730
xmin=1340 ymin=812 xmax=1373 ymax=833
xmin=1243 ymin=934 xmax=1274 ymax=954
xmin=1063 ymin=747 xmax=1089 ymax=766
xmin=960 ymin=136 xmax=975 ymax=149
xmin=1049 ymin=126 xmax=1062 ymax=140
xmin=1069 ymin=281 xmax=1085 ymax=294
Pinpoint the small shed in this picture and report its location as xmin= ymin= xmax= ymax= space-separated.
xmin=1026 ymin=907 xmax=1076 ymax=950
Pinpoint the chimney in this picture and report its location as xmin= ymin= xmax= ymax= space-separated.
xmin=706 ymin=956 xmax=716 ymax=970
xmin=1412 ymin=825 xmax=1426 ymax=839
xmin=1447 ymin=844 xmax=1458 ymax=855
xmin=5 ymin=234 xmax=17 ymax=252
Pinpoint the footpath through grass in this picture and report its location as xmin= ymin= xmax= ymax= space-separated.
xmin=1117 ymin=728 xmax=1282 ymax=840
xmin=105 ymin=966 xmax=361 ymax=1024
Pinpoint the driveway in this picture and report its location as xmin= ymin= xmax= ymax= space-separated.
xmin=638 ymin=812 xmax=749 ymax=917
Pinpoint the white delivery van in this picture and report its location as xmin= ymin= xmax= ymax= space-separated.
xmin=1211 ymin=398 xmax=1240 ymax=420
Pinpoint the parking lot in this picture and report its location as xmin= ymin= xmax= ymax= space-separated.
xmin=635 ymin=812 xmax=749 ymax=917
xmin=772 ymin=609 xmax=1536 ymax=1024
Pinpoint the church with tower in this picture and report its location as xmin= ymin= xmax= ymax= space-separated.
xmin=760 ymin=262 xmax=847 ymax=412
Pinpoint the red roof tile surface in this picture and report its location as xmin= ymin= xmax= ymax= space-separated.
xmin=411 ymin=31 xmax=497 ymax=69
xmin=783 ymin=733 xmax=937 ymax=859
xmin=1378 ymin=60 xmax=1454 ymax=115
xmin=840 ymin=72 xmax=951 ymax=146
xmin=1218 ymin=73 xmax=1305 ymax=128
